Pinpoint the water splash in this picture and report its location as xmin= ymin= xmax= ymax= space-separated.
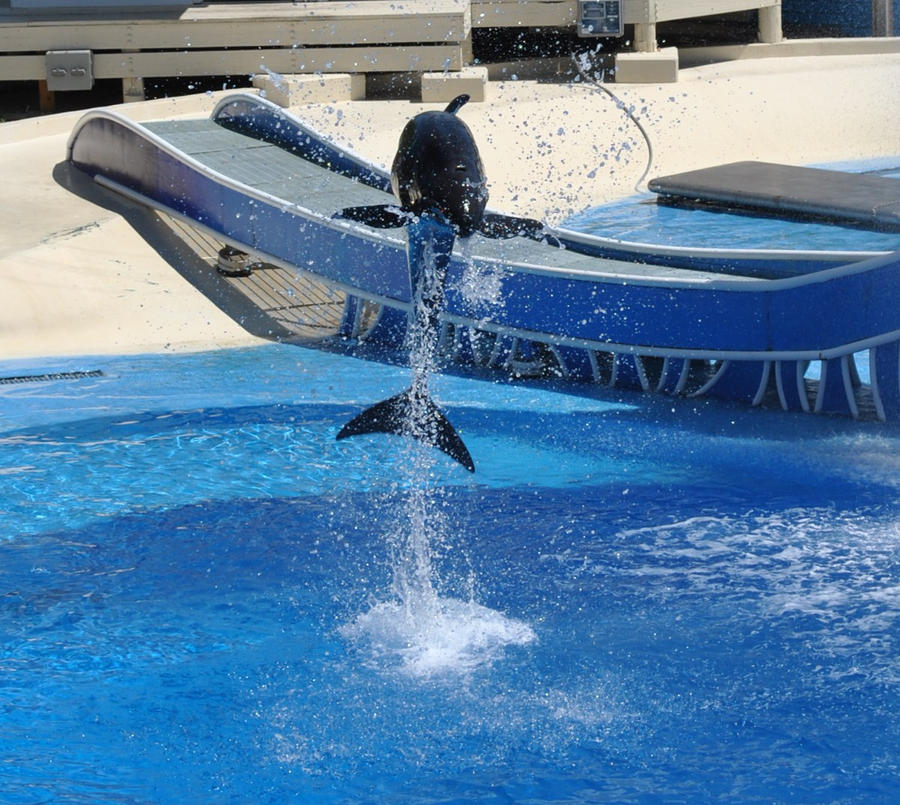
xmin=340 ymin=389 xmax=536 ymax=679
xmin=341 ymin=592 xmax=536 ymax=678
xmin=456 ymin=238 xmax=505 ymax=313
xmin=340 ymin=228 xmax=535 ymax=678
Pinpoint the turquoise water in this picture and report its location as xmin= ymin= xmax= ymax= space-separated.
xmin=2 ymin=344 xmax=899 ymax=803
xmin=563 ymin=159 xmax=900 ymax=251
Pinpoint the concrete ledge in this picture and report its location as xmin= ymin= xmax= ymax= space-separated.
xmin=680 ymin=36 xmax=900 ymax=68
xmin=251 ymin=72 xmax=365 ymax=107
xmin=615 ymin=47 xmax=679 ymax=84
xmin=421 ymin=65 xmax=488 ymax=103
xmin=0 ymin=89 xmax=235 ymax=146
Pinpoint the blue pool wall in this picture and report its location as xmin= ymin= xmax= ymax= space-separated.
xmin=783 ymin=0 xmax=899 ymax=36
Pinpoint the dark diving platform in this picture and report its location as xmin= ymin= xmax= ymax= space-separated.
xmin=649 ymin=161 xmax=900 ymax=231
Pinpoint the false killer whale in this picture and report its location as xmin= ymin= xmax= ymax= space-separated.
xmin=335 ymin=95 xmax=554 ymax=472
xmin=337 ymin=94 xmax=549 ymax=241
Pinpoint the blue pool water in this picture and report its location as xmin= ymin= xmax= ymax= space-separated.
xmin=2 ymin=344 xmax=899 ymax=803
xmin=563 ymin=159 xmax=900 ymax=252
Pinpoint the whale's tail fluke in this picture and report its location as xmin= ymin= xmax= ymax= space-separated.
xmin=337 ymin=387 xmax=475 ymax=472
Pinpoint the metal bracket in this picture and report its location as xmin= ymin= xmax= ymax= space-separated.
xmin=45 ymin=50 xmax=94 ymax=91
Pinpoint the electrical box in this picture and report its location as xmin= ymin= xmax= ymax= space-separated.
xmin=577 ymin=1 xmax=624 ymax=37
xmin=45 ymin=50 xmax=94 ymax=92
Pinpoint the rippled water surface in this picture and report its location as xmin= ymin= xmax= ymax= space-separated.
xmin=2 ymin=344 xmax=898 ymax=803
xmin=563 ymin=158 xmax=900 ymax=252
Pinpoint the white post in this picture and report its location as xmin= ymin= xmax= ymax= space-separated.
xmin=873 ymin=0 xmax=894 ymax=36
xmin=634 ymin=22 xmax=657 ymax=53
xmin=758 ymin=3 xmax=783 ymax=44
xmin=122 ymin=76 xmax=145 ymax=103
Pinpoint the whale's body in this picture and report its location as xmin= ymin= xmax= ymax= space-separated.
xmin=336 ymin=96 xmax=485 ymax=471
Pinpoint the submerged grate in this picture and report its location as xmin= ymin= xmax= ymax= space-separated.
xmin=0 ymin=370 xmax=104 ymax=385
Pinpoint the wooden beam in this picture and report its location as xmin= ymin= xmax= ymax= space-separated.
xmin=0 ymin=53 xmax=44 ymax=80
xmin=122 ymin=75 xmax=145 ymax=103
xmin=622 ymin=0 xmax=780 ymax=26
xmin=37 ymin=79 xmax=54 ymax=113
xmin=634 ymin=22 xmax=658 ymax=53
xmin=471 ymin=1 xmax=576 ymax=28
xmin=472 ymin=0 xmax=781 ymax=29
xmin=0 ymin=17 xmax=468 ymax=52
xmin=0 ymin=0 xmax=470 ymax=63
xmin=0 ymin=45 xmax=464 ymax=82
xmin=758 ymin=3 xmax=782 ymax=43
xmin=92 ymin=45 xmax=463 ymax=80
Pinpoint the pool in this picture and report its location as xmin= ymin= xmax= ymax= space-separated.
xmin=563 ymin=158 xmax=900 ymax=252
xmin=2 ymin=342 xmax=898 ymax=803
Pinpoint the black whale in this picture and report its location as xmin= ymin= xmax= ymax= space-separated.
xmin=336 ymin=95 xmax=551 ymax=472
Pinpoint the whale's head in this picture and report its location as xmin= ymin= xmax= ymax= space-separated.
xmin=390 ymin=95 xmax=488 ymax=237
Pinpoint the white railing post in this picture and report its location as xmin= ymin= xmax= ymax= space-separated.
xmin=758 ymin=2 xmax=783 ymax=44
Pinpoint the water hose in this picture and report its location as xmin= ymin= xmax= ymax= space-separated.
xmin=570 ymin=49 xmax=654 ymax=192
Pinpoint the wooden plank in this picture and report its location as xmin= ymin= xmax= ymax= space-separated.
xmin=471 ymin=1 xmax=576 ymax=28
xmin=0 ymin=45 xmax=462 ymax=81
xmin=92 ymin=45 xmax=462 ymax=78
xmin=0 ymin=1 xmax=469 ymax=50
xmin=9 ymin=1 xmax=195 ymax=7
xmin=0 ymin=53 xmax=44 ymax=80
xmin=472 ymin=0 xmax=780 ymax=28
xmin=0 ymin=0 xmax=462 ymax=21
xmin=179 ymin=1 xmax=465 ymax=25
xmin=622 ymin=0 xmax=780 ymax=25
xmin=0 ymin=14 xmax=469 ymax=52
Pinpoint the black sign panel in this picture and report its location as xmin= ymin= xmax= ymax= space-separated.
xmin=577 ymin=1 xmax=624 ymax=37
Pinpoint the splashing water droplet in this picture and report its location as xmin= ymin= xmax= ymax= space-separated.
xmin=457 ymin=239 xmax=504 ymax=312
xmin=341 ymin=226 xmax=533 ymax=678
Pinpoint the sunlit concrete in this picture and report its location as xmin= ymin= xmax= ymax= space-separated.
xmin=2 ymin=51 xmax=898 ymax=361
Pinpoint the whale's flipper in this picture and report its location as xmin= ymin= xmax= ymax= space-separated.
xmin=478 ymin=212 xmax=560 ymax=245
xmin=337 ymin=388 xmax=475 ymax=472
xmin=335 ymin=204 xmax=410 ymax=229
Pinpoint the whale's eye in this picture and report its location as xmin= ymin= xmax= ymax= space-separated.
xmin=455 ymin=163 xmax=467 ymax=171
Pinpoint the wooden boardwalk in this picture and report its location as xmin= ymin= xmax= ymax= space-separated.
xmin=1 ymin=1 xmax=469 ymax=102
xmin=471 ymin=1 xmax=781 ymax=51
xmin=1 ymin=0 xmax=786 ymax=101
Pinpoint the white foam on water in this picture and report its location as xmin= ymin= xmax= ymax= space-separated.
xmin=341 ymin=594 xmax=536 ymax=678
xmin=343 ymin=464 xmax=537 ymax=678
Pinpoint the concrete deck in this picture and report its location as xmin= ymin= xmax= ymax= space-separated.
xmin=1 ymin=50 xmax=899 ymax=361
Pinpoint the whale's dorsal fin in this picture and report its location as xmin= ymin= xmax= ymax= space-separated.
xmin=444 ymin=94 xmax=470 ymax=115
